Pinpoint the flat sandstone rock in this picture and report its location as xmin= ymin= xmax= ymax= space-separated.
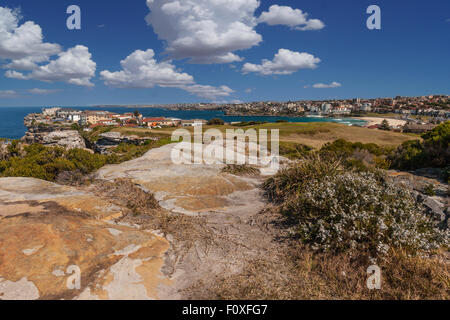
xmin=0 ymin=178 xmax=170 ymax=300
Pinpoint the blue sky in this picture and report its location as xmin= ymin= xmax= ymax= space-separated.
xmin=0 ymin=0 xmax=449 ymax=107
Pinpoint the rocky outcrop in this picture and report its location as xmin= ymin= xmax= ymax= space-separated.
xmin=94 ymin=132 xmax=158 ymax=154
xmin=95 ymin=141 xmax=279 ymax=215
xmin=387 ymin=171 xmax=449 ymax=229
xmin=22 ymin=127 xmax=86 ymax=149
xmin=0 ymin=142 xmax=8 ymax=161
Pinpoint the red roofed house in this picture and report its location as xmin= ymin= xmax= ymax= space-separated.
xmin=142 ymin=117 xmax=166 ymax=128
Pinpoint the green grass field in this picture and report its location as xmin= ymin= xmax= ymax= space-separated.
xmin=112 ymin=122 xmax=419 ymax=149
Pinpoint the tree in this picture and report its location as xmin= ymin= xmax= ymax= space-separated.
xmin=379 ymin=119 xmax=391 ymax=131
xmin=207 ymin=118 xmax=225 ymax=126
xmin=133 ymin=110 xmax=140 ymax=118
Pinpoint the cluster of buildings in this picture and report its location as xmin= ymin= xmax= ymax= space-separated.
xmin=221 ymin=95 xmax=450 ymax=121
xmin=32 ymin=95 xmax=449 ymax=134
xmin=39 ymin=108 xmax=207 ymax=129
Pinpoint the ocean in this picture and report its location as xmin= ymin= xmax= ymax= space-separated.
xmin=0 ymin=106 xmax=367 ymax=140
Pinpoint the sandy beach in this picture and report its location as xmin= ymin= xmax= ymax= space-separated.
xmin=358 ymin=117 xmax=407 ymax=127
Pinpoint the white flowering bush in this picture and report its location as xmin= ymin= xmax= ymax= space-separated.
xmin=263 ymin=156 xmax=448 ymax=257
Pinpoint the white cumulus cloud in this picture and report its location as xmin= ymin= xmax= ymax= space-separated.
xmin=145 ymin=0 xmax=262 ymax=64
xmin=242 ymin=49 xmax=320 ymax=75
xmin=145 ymin=2 xmax=325 ymax=64
xmin=0 ymin=7 xmax=61 ymax=63
xmin=101 ymin=49 xmax=234 ymax=100
xmin=312 ymin=81 xmax=342 ymax=89
xmin=101 ymin=49 xmax=194 ymax=88
xmin=258 ymin=5 xmax=325 ymax=31
xmin=6 ymin=45 xmax=97 ymax=87
xmin=5 ymin=69 xmax=27 ymax=79
xmin=1 ymin=6 xmax=96 ymax=87
xmin=29 ymin=45 xmax=96 ymax=87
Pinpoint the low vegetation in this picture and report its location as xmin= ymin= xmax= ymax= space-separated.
xmin=389 ymin=121 xmax=449 ymax=180
xmin=207 ymin=155 xmax=449 ymax=300
xmin=80 ymin=125 xmax=116 ymax=142
xmin=207 ymin=118 xmax=225 ymax=126
xmin=278 ymin=141 xmax=313 ymax=159
xmin=221 ymin=164 xmax=260 ymax=176
xmin=0 ymin=144 xmax=110 ymax=182
xmin=0 ymin=137 xmax=173 ymax=183
xmin=263 ymin=155 xmax=448 ymax=257
xmin=203 ymin=245 xmax=450 ymax=300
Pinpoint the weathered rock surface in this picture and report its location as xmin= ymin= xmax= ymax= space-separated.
xmin=95 ymin=142 xmax=274 ymax=215
xmin=94 ymin=132 xmax=157 ymax=154
xmin=22 ymin=127 xmax=86 ymax=149
xmin=0 ymin=178 xmax=171 ymax=300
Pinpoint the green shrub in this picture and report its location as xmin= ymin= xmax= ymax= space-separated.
xmin=374 ymin=157 xmax=392 ymax=170
xmin=317 ymin=139 xmax=393 ymax=172
xmin=424 ymin=184 xmax=436 ymax=197
xmin=234 ymin=121 xmax=268 ymax=127
xmin=7 ymin=140 xmax=21 ymax=157
xmin=379 ymin=119 xmax=391 ymax=131
xmin=263 ymin=154 xmax=343 ymax=204
xmin=0 ymin=145 xmax=108 ymax=182
xmin=262 ymin=156 xmax=448 ymax=257
xmin=207 ymin=118 xmax=225 ymax=126
xmin=390 ymin=121 xmax=449 ymax=170
xmin=66 ymin=148 xmax=108 ymax=173
xmin=320 ymin=139 xmax=391 ymax=158
xmin=278 ymin=142 xmax=312 ymax=159
xmin=0 ymin=137 xmax=174 ymax=183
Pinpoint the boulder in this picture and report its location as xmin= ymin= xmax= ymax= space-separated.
xmin=422 ymin=196 xmax=446 ymax=222
xmin=22 ymin=128 xmax=85 ymax=149
xmin=94 ymin=132 xmax=158 ymax=154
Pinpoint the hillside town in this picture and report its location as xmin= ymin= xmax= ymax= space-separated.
xmin=25 ymin=107 xmax=207 ymax=130
xmin=23 ymin=94 xmax=449 ymax=135
xmin=221 ymin=95 xmax=450 ymax=120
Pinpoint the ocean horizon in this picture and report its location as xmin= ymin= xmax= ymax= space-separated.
xmin=0 ymin=106 xmax=367 ymax=140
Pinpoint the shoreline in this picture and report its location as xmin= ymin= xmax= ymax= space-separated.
xmin=355 ymin=117 xmax=407 ymax=127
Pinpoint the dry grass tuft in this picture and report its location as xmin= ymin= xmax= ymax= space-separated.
xmin=200 ymin=242 xmax=449 ymax=300
xmin=90 ymin=178 xmax=216 ymax=274
xmin=221 ymin=164 xmax=260 ymax=176
xmin=188 ymin=206 xmax=449 ymax=300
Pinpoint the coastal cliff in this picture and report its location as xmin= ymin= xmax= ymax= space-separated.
xmin=22 ymin=127 xmax=86 ymax=150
